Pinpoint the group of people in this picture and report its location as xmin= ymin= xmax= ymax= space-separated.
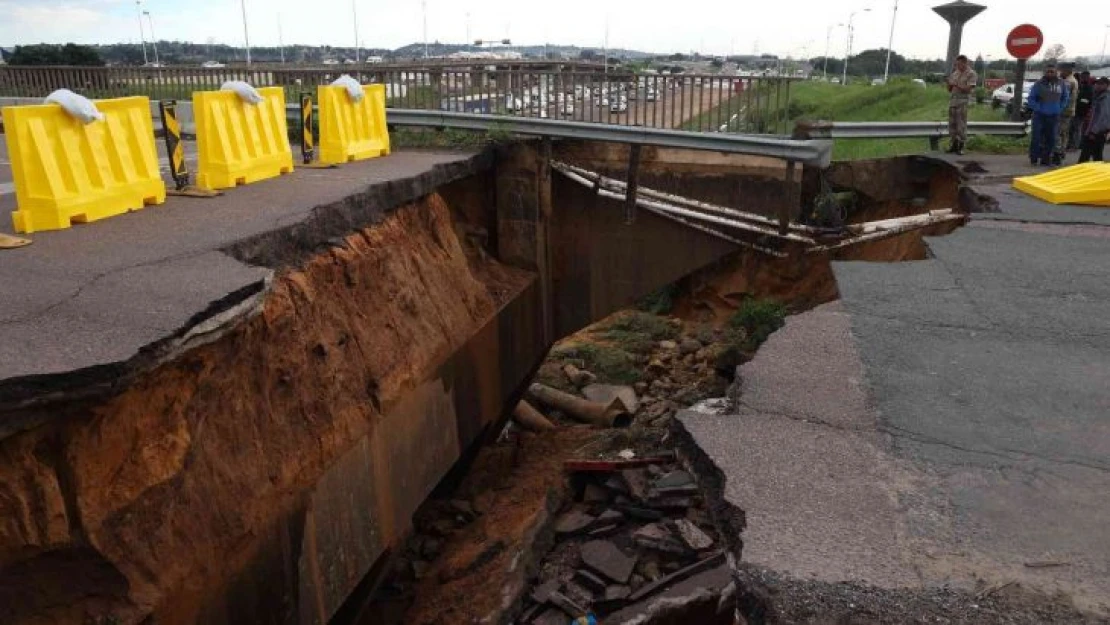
xmin=945 ymin=54 xmax=1110 ymax=165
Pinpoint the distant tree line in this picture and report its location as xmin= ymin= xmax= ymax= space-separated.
xmin=7 ymin=44 xmax=104 ymax=66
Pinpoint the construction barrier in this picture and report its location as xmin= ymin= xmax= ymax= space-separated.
xmin=194 ymin=86 xmax=294 ymax=190
xmin=3 ymin=96 xmax=166 ymax=233
xmin=1013 ymin=163 xmax=1110 ymax=207
xmin=317 ymin=84 xmax=390 ymax=165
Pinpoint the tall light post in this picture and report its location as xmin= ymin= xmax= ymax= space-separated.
xmin=277 ymin=13 xmax=285 ymax=64
xmin=351 ymin=0 xmax=360 ymax=62
xmin=843 ymin=8 xmax=870 ymax=86
xmin=422 ymin=0 xmax=429 ymax=58
xmin=824 ymin=23 xmax=843 ymax=80
xmin=135 ymin=1 xmax=148 ymax=65
xmin=1101 ymin=24 xmax=1109 ymax=64
xmin=240 ymin=0 xmax=251 ymax=65
xmin=883 ymin=0 xmax=899 ymax=83
xmin=143 ymin=11 xmax=159 ymax=65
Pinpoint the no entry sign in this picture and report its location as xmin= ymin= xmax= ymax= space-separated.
xmin=1007 ymin=24 xmax=1044 ymax=59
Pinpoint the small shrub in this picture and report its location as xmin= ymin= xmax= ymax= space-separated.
xmin=727 ymin=298 xmax=787 ymax=350
xmin=598 ymin=311 xmax=678 ymax=341
xmin=637 ymin=284 xmax=679 ymax=315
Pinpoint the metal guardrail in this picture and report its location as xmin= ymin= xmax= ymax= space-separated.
xmin=794 ymin=120 xmax=1028 ymax=140
xmin=1 ymin=65 xmax=795 ymax=135
xmin=384 ymin=109 xmax=832 ymax=167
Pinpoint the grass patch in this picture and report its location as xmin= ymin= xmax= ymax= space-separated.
xmin=391 ymin=127 xmax=493 ymax=150
xmin=637 ymin=284 xmax=679 ymax=315
xmin=789 ymin=81 xmax=1027 ymax=160
xmin=595 ymin=311 xmax=678 ymax=356
xmin=549 ymin=341 xmax=641 ymax=384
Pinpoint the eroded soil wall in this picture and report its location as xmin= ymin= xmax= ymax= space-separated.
xmin=0 ymin=188 xmax=540 ymax=625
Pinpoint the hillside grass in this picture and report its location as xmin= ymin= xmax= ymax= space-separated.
xmin=789 ymin=80 xmax=1028 ymax=160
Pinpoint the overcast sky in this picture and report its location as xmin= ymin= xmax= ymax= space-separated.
xmin=1 ymin=0 xmax=1106 ymax=61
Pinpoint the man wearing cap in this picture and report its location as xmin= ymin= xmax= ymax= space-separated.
xmin=1052 ymin=63 xmax=1080 ymax=164
xmin=1027 ymin=63 xmax=1070 ymax=166
xmin=946 ymin=54 xmax=977 ymax=155
xmin=1078 ymin=77 xmax=1109 ymax=163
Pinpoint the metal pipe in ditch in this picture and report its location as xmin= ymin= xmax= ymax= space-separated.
xmin=512 ymin=400 xmax=556 ymax=431
xmin=527 ymin=383 xmax=632 ymax=428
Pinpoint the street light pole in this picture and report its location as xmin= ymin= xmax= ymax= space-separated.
xmin=883 ymin=0 xmax=899 ymax=83
xmin=277 ymin=13 xmax=285 ymax=64
xmin=422 ymin=0 xmax=429 ymax=58
xmin=1102 ymin=25 xmax=1109 ymax=65
xmin=843 ymin=8 xmax=870 ymax=86
xmin=352 ymin=0 xmax=359 ymax=62
xmin=824 ymin=24 xmax=841 ymax=80
xmin=135 ymin=1 xmax=148 ymax=65
xmin=240 ymin=0 xmax=251 ymax=65
xmin=143 ymin=11 xmax=159 ymax=65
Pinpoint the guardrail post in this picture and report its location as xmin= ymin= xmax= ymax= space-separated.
xmin=929 ymin=136 xmax=941 ymax=151
xmin=780 ymin=160 xmax=798 ymax=236
xmin=159 ymin=99 xmax=189 ymax=191
xmin=300 ymin=92 xmax=315 ymax=164
xmin=624 ymin=144 xmax=642 ymax=225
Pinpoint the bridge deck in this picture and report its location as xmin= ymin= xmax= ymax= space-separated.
xmin=0 ymin=148 xmax=487 ymax=408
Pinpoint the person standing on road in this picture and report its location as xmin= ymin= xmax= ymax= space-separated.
xmin=1053 ymin=63 xmax=1080 ymax=164
xmin=1073 ymin=71 xmax=1094 ymax=148
xmin=946 ymin=54 xmax=978 ymax=155
xmin=1027 ymin=63 xmax=1070 ymax=166
xmin=1078 ymin=77 xmax=1110 ymax=163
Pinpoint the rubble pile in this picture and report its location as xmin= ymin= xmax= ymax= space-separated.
xmin=519 ymin=453 xmax=732 ymax=624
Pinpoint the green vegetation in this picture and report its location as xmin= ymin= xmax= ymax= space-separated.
xmin=7 ymin=43 xmax=104 ymax=66
xmin=595 ymin=311 xmax=679 ymax=355
xmin=549 ymin=342 xmax=642 ymax=384
xmin=727 ymin=298 xmax=787 ymax=351
xmin=636 ymin=284 xmax=680 ymax=315
xmin=789 ymin=81 xmax=1028 ymax=160
xmin=390 ymin=127 xmax=499 ymax=150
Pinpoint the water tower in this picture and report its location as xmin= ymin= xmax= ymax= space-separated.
xmin=933 ymin=1 xmax=986 ymax=69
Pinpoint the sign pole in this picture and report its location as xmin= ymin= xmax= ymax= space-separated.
xmin=1011 ymin=58 xmax=1027 ymax=121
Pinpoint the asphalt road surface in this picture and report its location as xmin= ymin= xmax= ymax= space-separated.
xmin=680 ymin=159 xmax=1110 ymax=617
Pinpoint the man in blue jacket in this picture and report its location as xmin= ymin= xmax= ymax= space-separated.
xmin=1027 ymin=63 xmax=1071 ymax=166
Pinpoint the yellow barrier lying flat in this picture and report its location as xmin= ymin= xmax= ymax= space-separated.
xmin=195 ymin=86 xmax=294 ymax=190
xmin=1013 ymin=163 xmax=1110 ymax=207
xmin=3 ymin=96 xmax=166 ymax=233
xmin=318 ymin=84 xmax=391 ymax=165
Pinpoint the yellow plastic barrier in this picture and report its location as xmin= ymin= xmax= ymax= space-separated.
xmin=3 ymin=96 xmax=166 ymax=233
xmin=317 ymin=84 xmax=391 ymax=165
xmin=1013 ymin=163 xmax=1110 ymax=207
xmin=194 ymin=86 xmax=294 ymax=190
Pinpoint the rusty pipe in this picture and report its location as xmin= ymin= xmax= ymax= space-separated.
xmin=527 ymin=383 xmax=632 ymax=428
xmin=512 ymin=400 xmax=556 ymax=432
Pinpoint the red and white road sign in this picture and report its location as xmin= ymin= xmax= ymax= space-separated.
xmin=1006 ymin=24 xmax=1044 ymax=59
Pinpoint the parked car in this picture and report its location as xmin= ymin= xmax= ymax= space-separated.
xmin=992 ymin=81 xmax=1035 ymax=109
xmin=609 ymin=98 xmax=628 ymax=113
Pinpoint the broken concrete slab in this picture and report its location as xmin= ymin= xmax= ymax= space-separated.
xmin=582 ymin=383 xmax=639 ymax=413
xmin=632 ymin=523 xmax=691 ymax=557
xmin=653 ymin=469 xmax=694 ymax=489
xmin=620 ymin=468 xmax=650 ymax=501
xmin=580 ymin=540 xmax=638 ymax=584
xmin=673 ymin=519 xmax=714 ymax=551
xmin=574 ymin=568 xmax=608 ymax=594
xmin=554 ymin=510 xmax=596 ymax=535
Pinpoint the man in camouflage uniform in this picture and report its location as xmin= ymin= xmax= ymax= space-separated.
xmin=1053 ymin=62 xmax=1080 ymax=164
xmin=946 ymin=54 xmax=978 ymax=155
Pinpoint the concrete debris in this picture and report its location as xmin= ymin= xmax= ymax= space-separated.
xmin=548 ymin=589 xmax=588 ymax=618
xmin=583 ymin=384 xmax=640 ymax=414
xmin=528 ymin=383 xmax=632 ymax=428
xmin=531 ymin=579 xmax=561 ymax=604
xmin=603 ymin=475 xmax=630 ymax=494
xmin=632 ymin=523 xmax=692 ymax=556
xmin=555 ymin=509 xmax=596 ymax=535
xmin=627 ymin=551 xmax=727 ymax=603
xmin=532 ymin=608 xmax=568 ymax=625
xmin=674 ymin=519 xmax=715 ymax=551
xmin=621 ymin=468 xmax=650 ymax=501
xmin=658 ymin=340 xmax=678 ymax=350
xmin=563 ymin=363 xmax=598 ymax=388
xmin=574 ymin=568 xmax=608 ymax=594
xmin=595 ymin=509 xmax=625 ymax=526
xmin=616 ymin=504 xmax=665 ymax=521
xmin=605 ymin=585 xmax=632 ymax=602
xmin=617 ymin=448 xmax=637 ymax=460
xmin=580 ymin=539 xmax=639 ymax=584
xmin=654 ymin=470 xmax=694 ymax=489
xmin=679 ymin=338 xmax=702 ymax=355
xmin=647 ymin=359 xmax=668 ymax=375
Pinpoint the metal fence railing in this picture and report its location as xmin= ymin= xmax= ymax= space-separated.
xmin=0 ymin=65 xmax=795 ymax=135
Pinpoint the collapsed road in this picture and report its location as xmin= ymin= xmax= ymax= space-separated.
xmin=2 ymin=134 xmax=1105 ymax=625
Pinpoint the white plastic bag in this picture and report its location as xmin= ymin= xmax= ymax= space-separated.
xmin=220 ymin=80 xmax=264 ymax=105
xmin=44 ymin=89 xmax=104 ymax=124
xmin=331 ymin=75 xmax=364 ymax=102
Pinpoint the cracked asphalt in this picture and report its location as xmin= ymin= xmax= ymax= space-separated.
xmin=681 ymin=158 xmax=1110 ymax=618
xmin=0 ymin=145 xmax=483 ymax=409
